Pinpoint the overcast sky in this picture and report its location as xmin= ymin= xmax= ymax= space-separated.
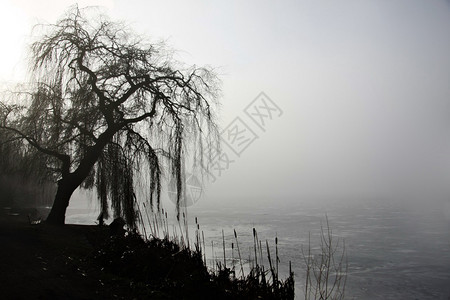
xmin=1 ymin=0 xmax=450 ymax=211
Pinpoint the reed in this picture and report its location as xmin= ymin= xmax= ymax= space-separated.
xmin=234 ymin=229 xmax=245 ymax=277
xmin=137 ymin=207 xmax=295 ymax=299
xmin=213 ymin=227 xmax=294 ymax=299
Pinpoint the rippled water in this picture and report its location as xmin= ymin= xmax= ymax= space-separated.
xmin=66 ymin=200 xmax=450 ymax=299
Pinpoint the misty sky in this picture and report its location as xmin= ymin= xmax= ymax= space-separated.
xmin=1 ymin=0 xmax=450 ymax=211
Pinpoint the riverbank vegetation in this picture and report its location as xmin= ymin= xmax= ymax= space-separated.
xmin=0 ymin=209 xmax=295 ymax=299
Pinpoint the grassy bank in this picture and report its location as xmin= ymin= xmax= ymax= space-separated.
xmin=0 ymin=209 xmax=294 ymax=299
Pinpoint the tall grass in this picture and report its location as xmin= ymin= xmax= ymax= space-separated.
xmin=131 ymin=205 xmax=295 ymax=299
xmin=211 ymin=226 xmax=295 ymax=300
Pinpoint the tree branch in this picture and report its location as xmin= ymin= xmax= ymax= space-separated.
xmin=0 ymin=125 xmax=70 ymax=175
xmin=76 ymin=52 xmax=115 ymax=125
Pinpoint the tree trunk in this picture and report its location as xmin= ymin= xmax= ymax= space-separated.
xmin=45 ymin=130 xmax=117 ymax=225
xmin=46 ymin=178 xmax=78 ymax=225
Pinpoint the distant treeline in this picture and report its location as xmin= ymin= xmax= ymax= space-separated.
xmin=0 ymin=130 xmax=55 ymax=208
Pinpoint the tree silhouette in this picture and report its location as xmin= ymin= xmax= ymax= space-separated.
xmin=0 ymin=7 xmax=220 ymax=226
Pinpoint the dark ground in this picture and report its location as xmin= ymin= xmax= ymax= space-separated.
xmin=0 ymin=208 xmax=169 ymax=300
xmin=0 ymin=207 xmax=295 ymax=300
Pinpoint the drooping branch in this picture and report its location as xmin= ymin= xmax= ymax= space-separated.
xmin=0 ymin=125 xmax=71 ymax=175
xmin=75 ymin=52 xmax=114 ymax=124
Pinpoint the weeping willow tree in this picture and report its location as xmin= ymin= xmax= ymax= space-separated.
xmin=0 ymin=7 xmax=220 ymax=226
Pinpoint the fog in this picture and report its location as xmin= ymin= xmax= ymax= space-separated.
xmin=1 ymin=0 xmax=450 ymax=214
